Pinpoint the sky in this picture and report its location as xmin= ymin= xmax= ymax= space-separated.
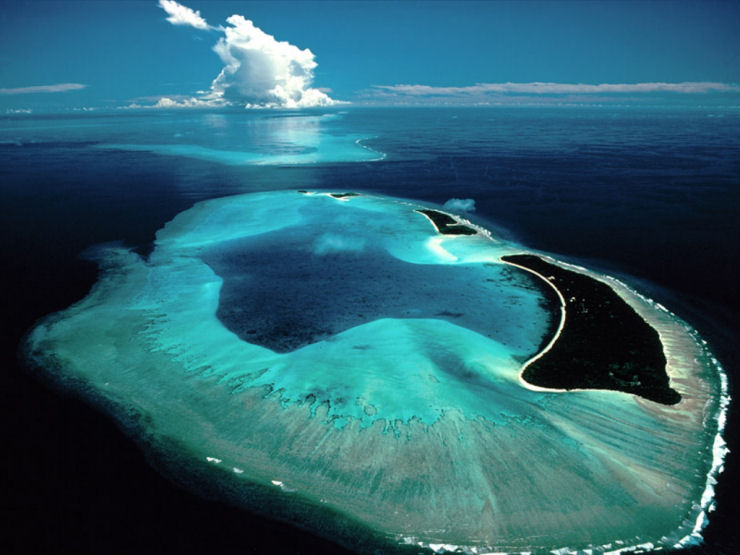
xmin=1 ymin=0 xmax=739 ymax=112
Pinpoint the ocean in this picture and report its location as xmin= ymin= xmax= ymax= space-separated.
xmin=1 ymin=107 xmax=738 ymax=554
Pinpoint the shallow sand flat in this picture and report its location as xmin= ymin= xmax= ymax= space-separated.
xmin=26 ymin=190 xmax=726 ymax=553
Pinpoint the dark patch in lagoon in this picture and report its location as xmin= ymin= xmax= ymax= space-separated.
xmin=435 ymin=310 xmax=464 ymax=318
xmin=502 ymin=254 xmax=681 ymax=405
xmin=203 ymin=229 xmax=548 ymax=355
xmin=19 ymin=186 xmax=724 ymax=553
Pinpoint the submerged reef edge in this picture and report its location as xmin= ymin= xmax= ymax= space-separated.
xmin=23 ymin=190 xmax=730 ymax=554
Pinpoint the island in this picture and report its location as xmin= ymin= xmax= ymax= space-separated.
xmin=502 ymin=254 xmax=681 ymax=405
xmin=25 ymin=190 xmax=724 ymax=554
xmin=329 ymin=192 xmax=361 ymax=199
xmin=415 ymin=209 xmax=478 ymax=235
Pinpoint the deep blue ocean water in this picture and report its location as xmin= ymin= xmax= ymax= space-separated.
xmin=1 ymin=107 xmax=738 ymax=553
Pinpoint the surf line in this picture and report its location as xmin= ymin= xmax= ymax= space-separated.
xmin=500 ymin=255 xmax=569 ymax=393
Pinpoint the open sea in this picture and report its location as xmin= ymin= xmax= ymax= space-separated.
xmin=2 ymin=107 xmax=738 ymax=554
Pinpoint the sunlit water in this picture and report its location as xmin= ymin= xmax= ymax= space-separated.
xmin=3 ymin=107 xmax=737 ymax=553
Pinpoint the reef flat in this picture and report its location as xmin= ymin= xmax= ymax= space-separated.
xmin=25 ymin=190 xmax=727 ymax=553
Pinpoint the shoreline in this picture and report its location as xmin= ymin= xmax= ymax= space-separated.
xmin=501 ymin=253 xmax=680 ymax=404
xmin=21 ymin=189 xmax=729 ymax=554
xmin=500 ymin=256 xmax=570 ymax=394
xmin=415 ymin=209 xmax=478 ymax=235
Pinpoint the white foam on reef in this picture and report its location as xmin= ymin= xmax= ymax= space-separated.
xmin=592 ymin=273 xmax=731 ymax=550
xmin=270 ymin=479 xmax=295 ymax=492
xmin=408 ymin=239 xmax=730 ymax=553
xmin=26 ymin=190 xmax=728 ymax=554
xmin=354 ymin=137 xmax=387 ymax=161
xmin=673 ymin=358 xmax=730 ymax=549
xmin=543 ymin=258 xmax=731 ymax=551
xmin=428 ymin=543 xmax=462 ymax=553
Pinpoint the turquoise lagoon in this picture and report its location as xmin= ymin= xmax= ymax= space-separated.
xmin=26 ymin=188 xmax=727 ymax=553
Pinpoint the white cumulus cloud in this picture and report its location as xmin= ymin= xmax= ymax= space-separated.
xmin=121 ymin=95 xmax=217 ymax=109
xmin=157 ymin=1 xmax=337 ymax=109
xmin=158 ymin=0 xmax=210 ymax=30
xmin=443 ymin=198 xmax=476 ymax=213
xmin=209 ymin=15 xmax=335 ymax=108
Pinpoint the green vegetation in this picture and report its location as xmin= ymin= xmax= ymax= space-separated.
xmin=502 ymin=254 xmax=680 ymax=405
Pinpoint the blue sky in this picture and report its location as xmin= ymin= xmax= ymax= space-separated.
xmin=1 ymin=0 xmax=739 ymax=111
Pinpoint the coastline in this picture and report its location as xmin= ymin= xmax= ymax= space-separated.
xmin=2 ymin=107 xmax=738 ymax=555
xmin=23 ymin=190 xmax=728 ymax=553
xmin=500 ymin=252 xmax=730 ymax=551
xmin=415 ymin=209 xmax=478 ymax=235
xmin=501 ymin=253 xmax=680 ymax=405
xmin=500 ymin=256 xmax=569 ymax=394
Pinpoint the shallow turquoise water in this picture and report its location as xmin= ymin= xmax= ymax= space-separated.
xmin=2 ymin=110 xmax=381 ymax=165
xmin=13 ymin=108 xmax=733 ymax=553
xmin=26 ymin=187 xmax=727 ymax=552
xmin=83 ymin=191 xmax=549 ymax=428
xmin=202 ymin=203 xmax=551 ymax=353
